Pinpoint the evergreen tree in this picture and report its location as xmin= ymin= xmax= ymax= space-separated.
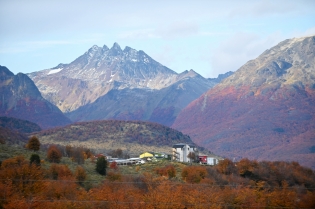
xmin=30 ymin=154 xmax=41 ymax=166
xmin=96 ymin=156 xmax=107 ymax=175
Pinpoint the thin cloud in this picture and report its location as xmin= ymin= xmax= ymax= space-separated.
xmin=208 ymin=32 xmax=283 ymax=77
xmin=155 ymin=21 xmax=199 ymax=39
xmin=119 ymin=29 xmax=159 ymax=40
xmin=120 ymin=22 xmax=200 ymax=40
xmin=0 ymin=37 xmax=103 ymax=54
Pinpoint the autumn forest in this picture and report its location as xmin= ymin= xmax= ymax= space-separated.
xmin=0 ymin=136 xmax=315 ymax=209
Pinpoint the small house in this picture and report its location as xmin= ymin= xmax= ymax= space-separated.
xmin=198 ymin=154 xmax=222 ymax=165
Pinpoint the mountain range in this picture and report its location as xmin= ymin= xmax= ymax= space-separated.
xmin=172 ymin=35 xmax=315 ymax=169
xmin=1 ymin=35 xmax=314 ymax=168
xmin=28 ymin=43 xmax=228 ymax=126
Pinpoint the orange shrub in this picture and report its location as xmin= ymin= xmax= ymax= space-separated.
xmin=181 ymin=166 xmax=207 ymax=183
xmin=155 ymin=165 xmax=176 ymax=178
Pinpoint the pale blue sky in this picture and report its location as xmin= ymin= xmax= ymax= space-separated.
xmin=1 ymin=0 xmax=314 ymax=77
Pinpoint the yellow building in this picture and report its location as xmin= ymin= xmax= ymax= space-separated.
xmin=139 ymin=152 xmax=153 ymax=158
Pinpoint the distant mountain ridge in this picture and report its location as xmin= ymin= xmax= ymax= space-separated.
xmin=0 ymin=66 xmax=71 ymax=129
xmin=28 ymin=43 xmax=227 ymax=126
xmin=172 ymin=35 xmax=315 ymax=169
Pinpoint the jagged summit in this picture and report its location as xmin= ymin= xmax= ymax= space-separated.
xmin=123 ymin=46 xmax=133 ymax=52
xmin=102 ymin=44 xmax=109 ymax=51
xmin=26 ymin=43 xmax=225 ymax=126
xmin=108 ymin=42 xmax=122 ymax=56
xmin=112 ymin=42 xmax=121 ymax=50
xmin=27 ymin=43 xmax=215 ymax=114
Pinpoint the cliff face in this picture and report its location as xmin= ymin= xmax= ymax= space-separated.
xmin=172 ymin=36 xmax=315 ymax=169
xmin=0 ymin=66 xmax=71 ymax=129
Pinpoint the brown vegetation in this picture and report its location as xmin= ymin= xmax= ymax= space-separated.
xmin=47 ymin=145 xmax=62 ymax=163
xmin=0 ymin=155 xmax=314 ymax=208
xmin=26 ymin=136 xmax=40 ymax=151
xmin=173 ymin=85 xmax=315 ymax=169
xmin=154 ymin=165 xmax=176 ymax=178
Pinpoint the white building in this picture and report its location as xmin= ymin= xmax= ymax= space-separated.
xmin=172 ymin=143 xmax=197 ymax=162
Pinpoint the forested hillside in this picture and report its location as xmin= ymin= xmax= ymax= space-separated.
xmin=31 ymin=120 xmax=200 ymax=155
xmin=0 ymin=116 xmax=41 ymax=133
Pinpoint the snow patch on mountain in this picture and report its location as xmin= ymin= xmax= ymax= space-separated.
xmin=48 ymin=68 xmax=62 ymax=75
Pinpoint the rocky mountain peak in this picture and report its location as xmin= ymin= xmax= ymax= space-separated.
xmin=102 ymin=44 xmax=109 ymax=51
xmin=85 ymin=45 xmax=101 ymax=59
xmin=0 ymin=65 xmax=14 ymax=77
xmin=109 ymin=42 xmax=123 ymax=56
xmin=218 ymin=35 xmax=315 ymax=89
xmin=179 ymin=69 xmax=200 ymax=78
xmin=87 ymin=45 xmax=100 ymax=54
xmin=123 ymin=46 xmax=136 ymax=53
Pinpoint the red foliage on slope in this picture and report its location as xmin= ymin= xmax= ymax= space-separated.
xmin=173 ymin=85 xmax=315 ymax=169
xmin=1 ymin=98 xmax=71 ymax=129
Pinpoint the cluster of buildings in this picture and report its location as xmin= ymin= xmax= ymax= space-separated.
xmin=96 ymin=143 xmax=222 ymax=166
xmin=172 ymin=143 xmax=222 ymax=165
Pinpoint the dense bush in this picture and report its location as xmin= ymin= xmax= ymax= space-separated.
xmin=181 ymin=166 xmax=207 ymax=183
xmin=154 ymin=165 xmax=176 ymax=178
